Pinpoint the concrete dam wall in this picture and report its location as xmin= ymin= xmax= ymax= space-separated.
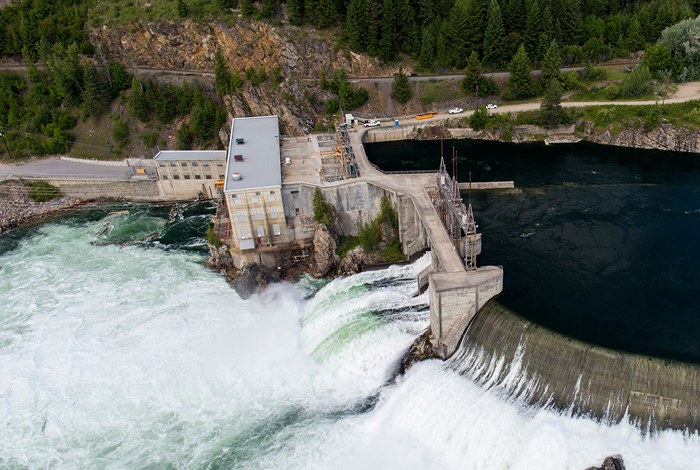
xmin=451 ymin=300 xmax=700 ymax=431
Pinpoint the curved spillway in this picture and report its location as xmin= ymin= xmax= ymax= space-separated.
xmin=452 ymin=300 xmax=700 ymax=431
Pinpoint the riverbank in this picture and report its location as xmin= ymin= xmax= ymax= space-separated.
xmin=0 ymin=180 xmax=88 ymax=234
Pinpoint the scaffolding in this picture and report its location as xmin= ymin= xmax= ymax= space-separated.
xmin=432 ymin=144 xmax=480 ymax=270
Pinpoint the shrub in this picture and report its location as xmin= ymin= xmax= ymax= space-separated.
xmin=312 ymin=186 xmax=331 ymax=226
xmin=604 ymin=84 xmax=621 ymax=100
xmin=325 ymin=98 xmax=339 ymax=114
xmin=469 ymin=107 xmax=488 ymax=130
xmin=684 ymin=108 xmax=700 ymax=125
xmin=206 ymin=225 xmax=222 ymax=247
xmin=358 ymin=220 xmax=381 ymax=251
xmin=596 ymin=108 xmax=617 ymax=126
xmin=113 ymin=120 xmax=130 ymax=147
xmin=26 ymin=181 xmax=61 ymax=202
xmin=621 ymin=65 xmax=654 ymax=98
xmin=57 ymin=114 xmax=77 ymax=130
xmin=378 ymin=196 xmax=398 ymax=228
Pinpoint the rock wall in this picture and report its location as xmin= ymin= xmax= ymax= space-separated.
xmin=582 ymin=122 xmax=700 ymax=153
xmin=455 ymin=300 xmax=700 ymax=431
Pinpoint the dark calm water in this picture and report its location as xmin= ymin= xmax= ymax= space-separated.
xmin=367 ymin=139 xmax=700 ymax=364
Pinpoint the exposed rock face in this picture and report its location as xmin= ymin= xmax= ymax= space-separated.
xmin=230 ymin=263 xmax=280 ymax=299
xmin=89 ymin=20 xmax=388 ymax=79
xmin=338 ymin=245 xmax=382 ymax=274
xmin=394 ymin=329 xmax=439 ymax=376
xmin=311 ymin=223 xmax=339 ymax=277
xmin=204 ymin=243 xmax=235 ymax=270
xmin=584 ymin=455 xmax=626 ymax=470
xmin=583 ymin=122 xmax=700 ymax=153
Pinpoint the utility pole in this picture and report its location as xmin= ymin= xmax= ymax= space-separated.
xmin=0 ymin=131 xmax=13 ymax=160
xmin=476 ymin=84 xmax=479 ymax=109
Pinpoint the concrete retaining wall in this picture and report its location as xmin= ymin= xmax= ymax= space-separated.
xmin=456 ymin=300 xmax=700 ymax=431
xmin=362 ymin=125 xmax=428 ymax=143
xmin=43 ymin=179 xmax=161 ymax=201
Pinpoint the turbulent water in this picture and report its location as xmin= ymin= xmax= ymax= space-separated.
xmin=1 ymin=205 xmax=700 ymax=469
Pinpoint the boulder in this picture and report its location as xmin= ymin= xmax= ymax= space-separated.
xmin=230 ymin=263 xmax=280 ymax=299
xmin=585 ymin=455 xmax=625 ymax=470
xmin=338 ymin=245 xmax=381 ymax=274
xmin=204 ymin=243 xmax=235 ymax=270
xmin=311 ymin=223 xmax=339 ymax=277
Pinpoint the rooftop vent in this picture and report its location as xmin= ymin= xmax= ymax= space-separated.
xmin=236 ymin=138 xmax=245 ymax=145
xmin=234 ymin=154 xmax=243 ymax=161
xmin=231 ymin=172 xmax=242 ymax=181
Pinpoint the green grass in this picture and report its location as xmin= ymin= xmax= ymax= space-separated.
xmin=25 ymin=181 xmax=61 ymax=202
xmin=420 ymin=80 xmax=463 ymax=109
xmin=578 ymin=100 xmax=700 ymax=130
xmin=571 ymin=87 xmax=657 ymax=102
xmin=89 ymin=0 xmax=238 ymax=28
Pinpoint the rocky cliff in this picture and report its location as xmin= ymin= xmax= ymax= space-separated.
xmin=90 ymin=19 xmax=389 ymax=79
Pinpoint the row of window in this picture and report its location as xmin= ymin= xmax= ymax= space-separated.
xmin=158 ymin=161 xmax=224 ymax=168
xmin=231 ymin=194 xmax=275 ymax=204
xmin=240 ymin=224 xmax=282 ymax=239
xmin=236 ymin=208 xmax=278 ymax=222
xmin=161 ymin=174 xmax=225 ymax=180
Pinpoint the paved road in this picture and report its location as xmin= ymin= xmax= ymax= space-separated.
xmin=0 ymin=159 xmax=131 ymax=179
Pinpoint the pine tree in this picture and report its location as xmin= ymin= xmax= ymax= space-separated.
xmin=286 ymin=0 xmax=304 ymax=25
xmin=446 ymin=6 xmax=468 ymax=68
xmin=418 ymin=29 xmax=434 ymax=70
xmin=177 ymin=0 xmax=189 ymax=17
xmin=465 ymin=0 xmax=489 ymax=56
xmin=345 ymin=0 xmax=367 ymax=51
xmin=131 ymin=77 xmax=149 ymax=122
xmin=461 ymin=51 xmax=483 ymax=94
xmin=541 ymin=40 xmax=563 ymax=85
xmin=436 ymin=22 xmax=452 ymax=67
xmin=260 ymin=0 xmax=276 ymax=18
xmin=231 ymin=68 xmax=243 ymax=88
xmin=82 ymin=65 xmax=104 ymax=117
xmin=625 ymin=18 xmax=645 ymax=52
xmin=214 ymin=49 xmax=232 ymax=95
xmin=241 ymin=0 xmax=258 ymax=18
xmin=505 ymin=44 xmax=537 ymax=99
xmin=393 ymin=65 xmax=412 ymax=103
xmin=540 ymin=78 xmax=565 ymax=126
xmin=558 ymin=0 xmax=581 ymax=46
xmin=366 ymin=1 xmax=382 ymax=56
xmin=314 ymin=0 xmax=336 ymax=29
xmin=504 ymin=0 xmax=526 ymax=33
xmin=395 ymin=0 xmax=416 ymax=54
xmin=483 ymin=0 xmax=507 ymax=68
xmin=524 ymin=0 xmax=542 ymax=59
xmin=379 ymin=0 xmax=397 ymax=62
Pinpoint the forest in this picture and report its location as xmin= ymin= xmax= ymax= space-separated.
xmin=2 ymin=0 xmax=700 ymax=159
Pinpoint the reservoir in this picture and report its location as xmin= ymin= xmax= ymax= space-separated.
xmin=366 ymin=139 xmax=700 ymax=364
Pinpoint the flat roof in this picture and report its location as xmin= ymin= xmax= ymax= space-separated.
xmin=224 ymin=116 xmax=281 ymax=192
xmin=154 ymin=150 xmax=227 ymax=161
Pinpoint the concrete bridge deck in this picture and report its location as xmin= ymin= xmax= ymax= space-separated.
xmin=348 ymin=128 xmax=503 ymax=358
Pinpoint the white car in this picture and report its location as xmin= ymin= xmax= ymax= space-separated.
xmin=364 ymin=120 xmax=381 ymax=127
xmin=448 ymin=108 xmax=463 ymax=114
xmin=486 ymin=104 xmax=497 ymax=109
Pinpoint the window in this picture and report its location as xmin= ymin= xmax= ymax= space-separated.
xmin=194 ymin=174 xmax=201 ymax=179
xmin=237 ymin=212 xmax=245 ymax=222
xmin=159 ymin=162 xmax=165 ymax=167
xmin=219 ymin=175 xmax=225 ymax=179
xmin=173 ymin=175 xmax=180 ymax=180
xmin=270 ymin=208 xmax=277 ymax=219
xmin=162 ymin=175 xmax=168 ymax=180
xmin=240 ymin=227 xmax=248 ymax=239
xmin=268 ymin=195 xmax=275 ymax=202
xmin=273 ymin=223 xmax=281 ymax=236
xmin=181 ymin=162 xmax=187 ymax=167
xmin=251 ymin=197 xmax=258 ymax=203
xmin=256 ymin=225 xmax=265 ymax=237
xmin=184 ymin=175 xmax=191 ymax=179
xmin=205 ymin=175 xmax=212 ymax=179
xmin=191 ymin=162 xmax=198 ymax=167
xmin=170 ymin=162 xmax=176 ymax=167
xmin=234 ymin=199 xmax=242 ymax=205
xmin=203 ymin=162 xmax=210 ymax=167
xmin=253 ymin=210 xmax=261 ymax=220
xmin=216 ymin=162 xmax=223 ymax=166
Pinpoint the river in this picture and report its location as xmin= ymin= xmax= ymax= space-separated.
xmin=0 ymin=200 xmax=699 ymax=468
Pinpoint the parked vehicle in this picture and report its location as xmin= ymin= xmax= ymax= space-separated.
xmin=364 ymin=120 xmax=381 ymax=127
xmin=448 ymin=107 xmax=463 ymax=114
xmin=486 ymin=104 xmax=498 ymax=109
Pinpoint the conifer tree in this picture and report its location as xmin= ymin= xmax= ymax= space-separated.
xmin=418 ymin=29 xmax=434 ymax=70
xmin=558 ymin=0 xmax=581 ymax=45
xmin=540 ymin=78 xmax=565 ymax=126
xmin=541 ymin=40 xmax=563 ymax=85
xmin=177 ymin=0 xmax=189 ymax=17
xmin=461 ymin=51 xmax=483 ymax=94
xmin=379 ymin=0 xmax=397 ymax=62
xmin=260 ymin=0 xmax=276 ymax=18
xmin=345 ymin=0 xmax=367 ymax=51
xmin=313 ymin=0 xmax=336 ymax=29
xmin=395 ymin=0 xmax=416 ymax=54
xmin=241 ymin=0 xmax=258 ymax=18
xmin=231 ymin=67 xmax=243 ymax=88
xmin=504 ymin=0 xmax=526 ymax=34
xmin=436 ymin=22 xmax=452 ymax=67
xmin=366 ymin=3 xmax=382 ymax=56
xmin=625 ymin=18 xmax=645 ymax=52
xmin=465 ymin=0 xmax=489 ymax=56
xmin=131 ymin=77 xmax=149 ymax=122
xmin=286 ymin=0 xmax=304 ymax=25
xmin=446 ymin=6 xmax=468 ymax=68
xmin=214 ymin=50 xmax=232 ymax=95
xmin=82 ymin=65 xmax=104 ymax=117
xmin=483 ymin=0 xmax=506 ymax=68
xmin=524 ymin=0 xmax=542 ymax=59
xmin=505 ymin=44 xmax=537 ymax=99
xmin=393 ymin=66 xmax=412 ymax=103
